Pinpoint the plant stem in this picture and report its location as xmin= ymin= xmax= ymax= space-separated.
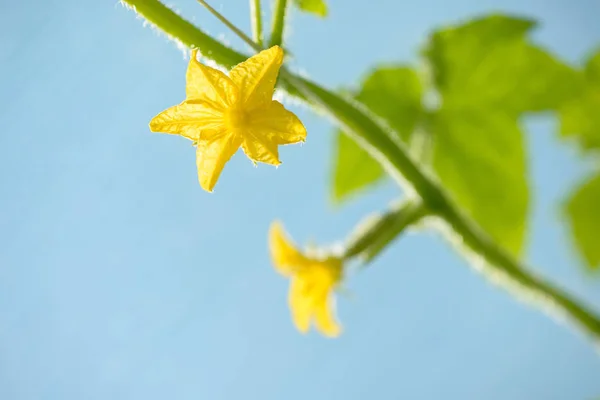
xmin=442 ymin=206 xmax=600 ymax=342
xmin=269 ymin=0 xmax=289 ymax=47
xmin=121 ymin=0 xmax=600 ymax=346
xmin=250 ymin=0 xmax=263 ymax=47
xmin=363 ymin=201 xmax=428 ymax=262
xmin=283 ymin=74 xmax=600 ymax=343
xmin=121 ymin=0 xmax=245 ymax=65
xmin=195 ymin=0 xmax=261 ymax=52
xmin=344 ymin=200 xmax=428 ymax=262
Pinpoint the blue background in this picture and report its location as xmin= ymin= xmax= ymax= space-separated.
xmin=1 ymin=0 xmax=600 ymax=399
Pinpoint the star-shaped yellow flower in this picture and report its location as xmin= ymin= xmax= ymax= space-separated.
xmin=149 ymin=46 xmax=307 ymax=192
xmin=268 ymin=221 xmax=343 ymax=337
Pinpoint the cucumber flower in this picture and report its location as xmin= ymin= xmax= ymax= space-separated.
xmin=269 ymin=221 xmax=343 ymax=338
xmin=149 ymin=46 xmax=306 ymax=192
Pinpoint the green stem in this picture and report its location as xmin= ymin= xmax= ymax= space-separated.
xmin=344 ymin=200 xmax=428 ymax=262
xmin=281 ymin=75 xmax=447 ymax=208
xmin=287 ymin=74 xmax=600 ymax=342
xmin=442 ymin=206 xmax=600 ymax=342
xmin=121 ymin=0 xmax=245 ymax=66
xmin=363 ymin=202 xmax=428 ymax=262
xmin=196 ymin=0 xmax=260 ymax=51
xmin=250 ymin=0 xmax=264 ymax=46
xmin=121 ymin=0 xmax=600 ymax=346
xmin=269 ymin=0 xmax=289 ymax=47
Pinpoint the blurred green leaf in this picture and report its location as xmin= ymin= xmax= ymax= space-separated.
xmin=560 ymin=51 xmax=600 ymax=269
xmin=293 ymin=0 xmax=327 ymax=17
xmin=425 ymin=14 xmax=580 ymax=114
xmin=424 ymin=14 xmax=581 ymax=256
xmin=560 ymin=50 xmax=600 ymax=151
xmin=585 ymin=50 xmax=600 ymax=83
xmin=425 ymin=14 xmax=534 ymax=89
xmin=560 ymin=92 xmax=600 ymax=150
xmin=565 ymin=173 xmax=600 ymax=270
xmin=356 ymin=67 xmax=423 ymax=143
xmin=432 ymin=108 xmax=528 ymax=256
xmin=332 ymin=133 xmax=385 ymax=202
xmin=332 ymin=67 xmax=423 ymax=203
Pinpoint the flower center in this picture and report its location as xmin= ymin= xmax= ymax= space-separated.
xmin=225 ymin=106 xmax=249 ymax=132
xmin=302 ymin=257 xmax=343 ymax=288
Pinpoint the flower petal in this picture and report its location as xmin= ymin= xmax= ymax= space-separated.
xmin=241 ymin=131 xmax=281 ymax=165
xmin=314 ymin=296 xmax=341 ymax=338
xmin=187 ymin=49 xmax=238 ymax=107
xmin=269 ymin=221 xmax=310 ymax=276
xmin=229 ymin=46 xmax=284 ymax=110
xmin=196 ymin=131 xmax=241 ymax=192
xmin=248 ymin=101 xmax=307 ymax=145
xmin=289 ymin=277 xmax=312 ymax=333
xmin=149 ymin=101 xmax=224 ymax=141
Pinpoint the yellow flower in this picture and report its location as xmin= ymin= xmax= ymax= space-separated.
xmin=149 ymin=46 xmax=307 ymax=192
xmin=269 ymin=221 xmax=343 ymax=337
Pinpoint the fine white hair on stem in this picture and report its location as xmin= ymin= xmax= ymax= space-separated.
xmin=426 ymin=216 xmax=600 ymax=350
xmin=120 ymin=1 xmax=188 ymax=56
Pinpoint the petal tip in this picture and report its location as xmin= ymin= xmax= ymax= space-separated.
xmin=323 ymin=329 xmax=341 ymax=339
xmin=269 ymin=220 xmax=284 ymax=235
xmin=268 ymin=220 xmax=285 ymax=247
xmin=266 ymin=45 xmax=284 ymax=62
xmin=317 ymin=319 xmax=342 ymax=339
xmin=199 ymin=179 xmax=216 ymax=193
xmin=292 ymin=318 xmax=310 ymax=335
xmin=148 ymin=114 xmax=162 ymax=132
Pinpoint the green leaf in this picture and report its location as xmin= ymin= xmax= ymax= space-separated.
xmin=424 ymin=14 xmax=580 ymax=256
xmin=425 ymin=14 xmax=535 ymax=88
xmin=331 ymin=67 xmax=423 ymax=203
xmin=432 ymin=108 xmax=528 ymax=256
xmin=560 ymin=91 xmax=600 ymax=150
xmin=293 ymin=0 xmax=327 ymax=17
xmin=356 ymin=68 xmax=423 ymax=142
xmin=332 ymin=132 xmax=385 ymax=202
xmin=560 ymin=50 xmax=600 ymax=151
xmin=425 ymin=14 xmax=580 ymax=114
xmin=585 ymin=49 xmax=600 ymax=83
xmin=565 ymin=173 xmax=600 ymax=270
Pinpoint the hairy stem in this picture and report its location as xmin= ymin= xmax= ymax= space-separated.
xmin=121 ymin=0 xmax=600 ymax=346
xmin=441 ymin=206 xmax=600 ymax=343
xmin=287 ymin=74 xmax=600 ymax=343
xmin=121 ymin=0 xmax=244 ymax=65
xmin=250 ymin=0 xmax=263 ymax=46
xmin=344 ymin=200 xmax=428 ymax=262
xmin=269 ymin=0 xmax=289 ymax=47
xmin=196 ymin=0 xmax=259 ymax=51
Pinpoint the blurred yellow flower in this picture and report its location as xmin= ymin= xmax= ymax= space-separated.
xmin=149 ymin=46 xmax=307 ymax=192
xmin=269 ymin=221 xmax=343 ymax=338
